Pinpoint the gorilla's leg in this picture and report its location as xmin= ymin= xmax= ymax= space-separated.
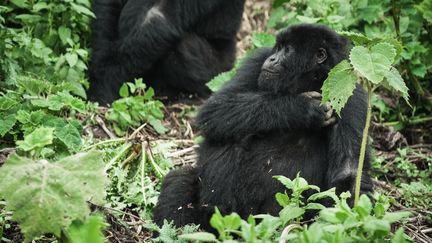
xmin=152 ymin=34 xmax=235 ymax=98
xmin=153 ymin=166 xmax=202 ymax=227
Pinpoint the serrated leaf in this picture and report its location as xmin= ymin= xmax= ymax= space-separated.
xmin=206 ymin=70 xmax=235 ymax=92
xmin=338 ymin=31 xmax=372 ymax=45
xmin=382 ymin=211 xmax=411 ymax=223
xmin=279 ymin=205 xmax=305 ymax=224
xmin=0 ymin=151 xmax=107 ymax=241
xmin=321 ymin=60 xmax=357 ymax=116
xmin=56 ymin=123 xmax=82 ymax=153
xmin=372 ymin=43 xmax=397 ymax=63
xmin=384 ymin=68 xmax=410 ymax=104
xmin=350 ymin=43 xmax=396 ymax=84
xmin=16 ymin=127 xmax=54 ymax=152
xmin=0 ymin=114 xmax=17 ymax=137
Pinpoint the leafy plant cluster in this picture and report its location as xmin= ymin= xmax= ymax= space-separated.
xmin=0 ymin=78 xmax=90 ymax=158
xmin=0 ymin=0 xmax=93 ymax=92
xmin=106 ymin=79 xmax=167 ymax=136
xmin=178 ymin=175 xmax=411 ymax=243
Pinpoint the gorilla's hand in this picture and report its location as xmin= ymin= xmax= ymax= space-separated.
xmin=301 ymin=91 xmax=336 ymax=127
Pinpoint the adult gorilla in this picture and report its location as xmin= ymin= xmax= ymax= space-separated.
xmin=153 ymin=24 xmax=373 ymax=230
xmin=88 ymin=0 xmax=245 ymax=104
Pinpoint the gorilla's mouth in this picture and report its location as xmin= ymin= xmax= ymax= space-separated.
xmin=259 ymin=69 xmax=280 ymax=80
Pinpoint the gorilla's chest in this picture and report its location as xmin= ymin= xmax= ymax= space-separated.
xmin=236 ymin=132 xmax=329 ymax=184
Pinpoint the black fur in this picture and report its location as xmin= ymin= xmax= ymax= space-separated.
xmin=88 ymin=0 xmax=245 ymax=104
xmin=153 ymin=24 xmax=373 ymax=230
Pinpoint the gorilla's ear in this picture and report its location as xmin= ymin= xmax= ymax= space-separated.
xmin=316 ymin=48 xmax=327 ymax=64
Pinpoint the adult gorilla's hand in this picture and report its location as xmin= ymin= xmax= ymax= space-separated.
xmin=301 ymin=91 xmax=336 ymax=128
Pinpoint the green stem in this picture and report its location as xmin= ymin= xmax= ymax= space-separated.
xmin=104 ymin=143 xmax=132 ymax=171
xmin=354 ymin=83 xmax=373 ymax=206
xmin=140 ymin=142 xmax=147 ymax=209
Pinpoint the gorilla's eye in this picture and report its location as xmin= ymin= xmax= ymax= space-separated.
xmin=316 ymin=48 xmax=327 ymax=63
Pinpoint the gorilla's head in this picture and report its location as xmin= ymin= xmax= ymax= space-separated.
xmin=258 ymin=24 xmax=349 ymax=94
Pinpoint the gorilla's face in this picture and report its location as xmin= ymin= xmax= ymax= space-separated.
xmin=258 ymin=24 xmax=348 ymax=94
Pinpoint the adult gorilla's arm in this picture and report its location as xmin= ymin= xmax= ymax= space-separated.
xmin=196 ymin=49 xmax=331 ymax=142
xmin=89 ymin=0 xmax=231 ymax=103
xmin=326 ymin=86 xmax=373 ymax=196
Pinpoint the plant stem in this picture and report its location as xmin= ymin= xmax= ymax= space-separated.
xmin=141 ymin=142 xmax=147 ymax=209
xmin=354 ymin=83 xmax=373 ymax=206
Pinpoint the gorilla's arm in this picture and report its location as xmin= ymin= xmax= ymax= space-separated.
xmin=196 ymin=49 xmax=331 ymax=142
xmin=326 ymin=86 xmax=373 ymax=195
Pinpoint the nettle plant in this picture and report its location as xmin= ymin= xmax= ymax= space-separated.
xmin=0 ymin=0 xmax=93 ymax=93
xmin=321 ymin=32 xmax=409 ymax=205
xmin=179 ymin=175 xmax=411 ymax=242
xmin=106 ymin=79 xmax=167 ymax=136
xmin=0 ymin=151 xmax=108 ymax=242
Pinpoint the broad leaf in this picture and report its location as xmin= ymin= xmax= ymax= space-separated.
xmin=16 ymin=127 xmax=54 ymax=152
xmin=350 ymin=43 xmax=396 ymax=84
xmin=384 ymin=67 xmax=410 ymax=104
xmin=0 ymin=151 xmax=107 ymax=241
xmin=321 ymin=60 xmax=357 ymax=115
xmin=56 ymin=123 xmax=82 ymax=152
xmin=0 ymin=114 xmax=17 ymax=136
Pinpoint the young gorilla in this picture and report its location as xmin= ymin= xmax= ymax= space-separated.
xmin=88 ymin=0 xmax=245 ymax=105
xmin=153 ymin=24 xmax=373 ymax=230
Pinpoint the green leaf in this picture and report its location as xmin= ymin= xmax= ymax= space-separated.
xmin=70 ymin=3 xmax=95 ymax=17
xmin=0 ymin=114 xmax=17 ymax=137
xmin=350 ymin=43 xmax=396 ymax=84
xmin=275 ymin=192 xmax=289 ymax=206
xmin=119 ymin=83 xmax=129 ymax=98
xmin=363 ymin=218 xmax=390 ymax=233
xmin=58 ymin=26 xmax=72 ymax=45
xmin=273 ymin=175 xmax=293 ymax=189
xmin=16 ymin=127 xmax=54 ymax=152
xmin=148 ymin=119 xmax=167 ymax=134
xmin=66 ymin=215 xmax=107 ymax=243
xmin=206 ymin=70 xmax=235 ymax=92
xmin=179 ymin=232 xmax=217 ymax=242
xmin=65 ymin=53 xmax=79 ymax=67
xmin=56 ymin=123 xmax=82 ymax=153
xmin=392 ymin=228 xmax=408 ymax=243
xmin=321 ymin=60 xmax=357 ymax=116
xmin=0 ymin=151 xmax=107 ymax=241
xmin=279 ymin=206 xmax=305 ymax=224
xmin=251 ymin=33 xmax=276 ymax=48
xmin=355 ymin=194 xmax=373 ymax=218
xmin=382 ymin=211 xmax=411 ymax=223
xmin=384 ymin=68 xmax=410 ymax=104
xmin=338 ymin=31 xmax=372 ymax=45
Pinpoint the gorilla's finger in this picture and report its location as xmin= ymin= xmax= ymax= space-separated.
xmin=323 ymin=117 xmax=337 ymax=127
xmin=325 ymin=108 xmax=334 ymax=119
xmin=301 ymin=91 xmax=322 ymax=99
